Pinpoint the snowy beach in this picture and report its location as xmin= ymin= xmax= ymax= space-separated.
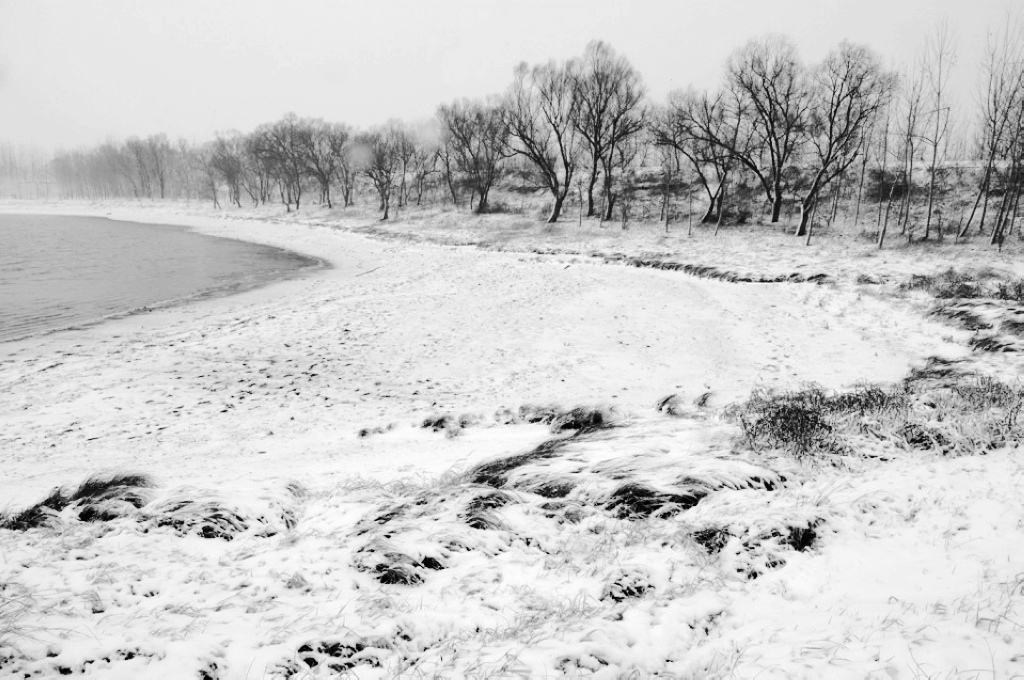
xmin=1 ymin=203 xmax=1022 ymax=678
xmin=0 ymin=203 xmax=953 ymax=503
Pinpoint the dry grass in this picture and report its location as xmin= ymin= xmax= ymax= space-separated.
xmin=738 ymin=375 xmax=1024 ymax=460
xmin=0 ymin=473 xmax=154 ymax=530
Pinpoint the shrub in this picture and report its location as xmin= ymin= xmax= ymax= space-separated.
xmin=740 ymin=377 xmax=1024 ymax=459
xmin=740 ymin=387 xmax=839 ymax=457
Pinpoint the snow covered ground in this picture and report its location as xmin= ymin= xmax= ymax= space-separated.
xmin=0 ymin=200 xmax=1022 ymax=678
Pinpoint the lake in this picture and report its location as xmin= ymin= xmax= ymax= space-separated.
xmin=0 ymin=213 xmax=322 ymax=342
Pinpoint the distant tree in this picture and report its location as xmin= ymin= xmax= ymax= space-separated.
xmin=352 ymin=123 xmax=402 ymax=220
xmin=723 ymin=35 xmax=810 ymax=223
xmin=920 ymin=20 xmax=957 ymax=239
xmin=210 ymin=133 xmax=246 ymax=207
xmin=143 ymin=134 xmax=172 ymax=199
xmin=124 ymin=137 xmax=154 ymax=198
xmin=333 ymin=131 xmax=357 ymax=207
xmin=503 ymin=60 xmax=581 ymax=223
xmin=569 ymin=41 xmax=647 ymax=219
xmin=797 ymin=42 xmax=895 ymax=242
xmin=435 ymin=136 xmax=461 ymax=207
xmin=894 ymin=64 xmax=926 ymax=238
xmin=961 ymin=15 xmax=1024 ymax=240
xmin=651 ymin=87 xmax=745 ymax=224
xmin=407 ymin=130 xmax=439 ymax=207
xmin=174 ymin=138 xmax=200 ymax=201
xmin=295 ymin=118 xmax=349 ymax=209
xmin=437 ymin=97 xmax=509 ymax=213
xmin=195 ymin=142 xmax=221 ymax=209
xmin=249 ymin=114 xmax=309 ymax=211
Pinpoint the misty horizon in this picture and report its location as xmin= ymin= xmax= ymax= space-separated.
xmin=0 ymin=0 xmax=1015 ymax=151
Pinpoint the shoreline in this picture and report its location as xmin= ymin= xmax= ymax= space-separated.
xmin=0 ymin=200 xmax=962 ymax=502
xmin=0 ymin=212 xmax=330 ymax=345
xmin=1 ymin=200 xmax=1021 ymax=678
xmin=0 ymin=204 xmax=381 ymax=352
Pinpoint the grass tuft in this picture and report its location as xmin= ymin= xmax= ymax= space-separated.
xmin=604 ymin=483 xmax=704 ymax=520
xmin=468 ymin=432 xmax=586 ymax=488
xmin=740 ymin=376 xmax=1024 ymax=459
xmin=1 ymin=473 xmax=155 ymax=531
xmin=549 ymin=406 xmax=615 ymax=432
xmin=462 ymin=490 xmax=513 ymax=530
xmin=146 ymin=496 xmax=250 ymax=540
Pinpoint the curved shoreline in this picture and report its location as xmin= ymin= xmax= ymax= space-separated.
xmin=0 ymin=206 xmax=384 ymax=350
xmin=0 ymin=213 xmax=330 ymax=344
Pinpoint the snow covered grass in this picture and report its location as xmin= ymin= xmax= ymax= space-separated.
xmin=1 ymin=371 xmax=1021 ymax=677
xmin=1 ymin=199 xmax=1023 ymax=676
xmin=739 ymin=374 xmax=1024 ymax=460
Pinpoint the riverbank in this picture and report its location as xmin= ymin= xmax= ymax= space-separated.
xmin=1 ymin=200 xmax=1021 ymax=678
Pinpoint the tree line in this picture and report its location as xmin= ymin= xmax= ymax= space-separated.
xmin=5 ymin=21 xmax=1023 ymax=247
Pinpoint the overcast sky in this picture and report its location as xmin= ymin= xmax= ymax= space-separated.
xmin=0 ymin=0 xmax=1013 ymax=150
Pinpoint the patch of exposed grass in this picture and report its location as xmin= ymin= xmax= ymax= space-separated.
xmin=146 ymin=496 xmax=252 ymax=540
xmin=604 ymin=482 xmax=705 ymax=520
xmin=467 ymin=431 xmax=589 ymax=488
xmin=931 ymin=306 xmax=994 ymax=331
xmin=900 ymin=268 xmax=1024 ymax=302
xmin=739 ymin=375 xmax=1024 ymax=459
xmin=0 ymin=473 xmax=154 ymax=531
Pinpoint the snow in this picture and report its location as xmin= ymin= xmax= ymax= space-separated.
xmin=0 ymin=199 xmax=1021 ymax=678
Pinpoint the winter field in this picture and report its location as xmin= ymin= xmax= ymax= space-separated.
xmin=1 ymin=200 xmax=1024 ymax=678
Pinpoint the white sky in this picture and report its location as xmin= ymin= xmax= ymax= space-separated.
xmin=0 ymin=0 xmax=1014 ymax=150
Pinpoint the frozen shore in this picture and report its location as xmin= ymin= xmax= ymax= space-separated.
xmin=0 ymin=202 xmax=953 ymax=504
xmin=1 ymin=201 xmax=1021 ymax=679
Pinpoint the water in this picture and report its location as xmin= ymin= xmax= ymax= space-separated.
xmin=0 ymin=214 xmax=323 ymax=342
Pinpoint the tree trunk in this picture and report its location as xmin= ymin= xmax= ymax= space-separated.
xmin=701 ymin=200 xmax=716 ymax=224
xmin=663 ymin=171 xmax=671 ymax=233
xmin=978 ymin=187 xmax=992 ymax=235
xmin=604 ymin=194 xmax=617 ymax=222
xmin=475 ymin=186 xmax=490 ymax=214
xmin=924 ymin=162 xmax=937 ymax=240
xmin=960 ymin=165 xmax=991 ymax=238
xmin=714 ymin=182 xmax=727 ymax=236
xmin=586 ymin=158 xmax=600 ymax=217
xmin=445 ymin=172 xmax=458 ymax=208
xmin=829 ymin=175 xmax=843 ymax=226
xmin=687 ymin=187 xmax=694 ymax=237
xmin=547 ymin=191 xmax=566 ymax=223
xmin=799 ymin=197 xmax=816 ymax=244
xmin=770 ymin=193 xmax=783 ymax=222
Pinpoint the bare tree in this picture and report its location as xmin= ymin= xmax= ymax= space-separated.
xmin=798 ymin=42 xmax=895 ymax=242
xmin=961 ymin=15 xmax=1024 ymax=239
xmin=353 ymin=123 xmax=402 ymax=220
xmin=407 ymin=127 xmax=439 ymax=207
xmin=435 ymin=137 xmax=461 ymax=208
xmin=294 ymin=118 xmax=349 ymax=209
xmin=503 ymin=60 xmax=580 ymax=223
xmin=143 ymin=134 xmax=172 ymax=199
xmin=249 ymin=114 xmax=309 ymax=211
xmin=921 ymin=20 xmax=958 ymax=239
xmin=724 ymin=35 xmax=810 ymax=223
xmin=124 ymin=138 xmax=153 ymax=198
xmin=210 ymin=133 xmax=246 ymax=207
xmin=652 ymin=87 xmax=744 ymax=224
xmin=437 ymin=97 xmax=509 ymax=213
xmin=195 ymin=142 xmax=221 ymax=209
xmin=335 ymin=134 xmax=358 ymax=207
xmin=569 ymin=40 xmax=647 ymax=219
